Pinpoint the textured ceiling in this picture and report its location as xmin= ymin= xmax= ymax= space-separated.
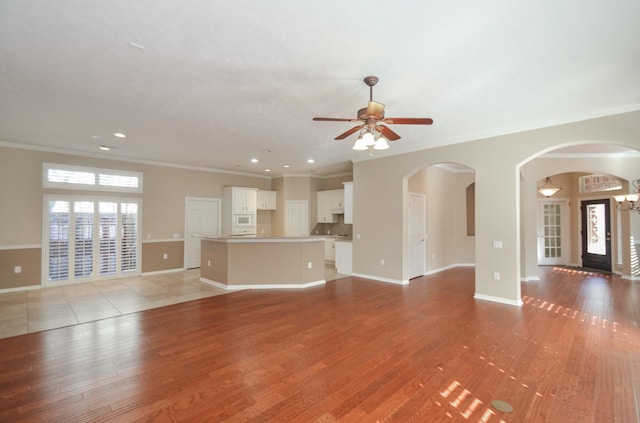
xmin=1 ymin=1 xmax=639 ymax=177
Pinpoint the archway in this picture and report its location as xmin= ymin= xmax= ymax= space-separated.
xmin=405 ymin=162 xmax=476 ymax=280
xmin=518 ymin=142 xmax=640 ymax=281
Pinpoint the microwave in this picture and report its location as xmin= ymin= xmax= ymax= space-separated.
xmin=234 ymin=214 xmax=255 ymax=226
xmin=232 ymin=214 xmax=256 ymax=235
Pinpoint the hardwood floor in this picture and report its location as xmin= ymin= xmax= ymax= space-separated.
xmin=0 ymin=266 xmax=638 ymax=422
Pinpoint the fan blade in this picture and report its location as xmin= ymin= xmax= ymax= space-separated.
xmin=375 ymin=125 xmax=401 ymax=141
xmin=366 ymin=101 xmax=385 ymax=119
xmin=313 ymin=117 xmax=362 ymax=122
xmin=335 ymin=125 xmax=363 ymax=140
xmin=382 ymin=117 xmax=433 ymax=125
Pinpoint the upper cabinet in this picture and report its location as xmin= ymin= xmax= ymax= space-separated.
xmin=343 ymin=182 xmax=353 ymax=224
xmin=317 ymin=189 xmax=344 ymax=223
xmin=257 ymin=190 xmax=277 ymax=210
xmin=224 ymin=186 xmax=257 ymax=214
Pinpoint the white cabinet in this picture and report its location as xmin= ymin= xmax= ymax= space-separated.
xmin=324 ymin=237 xmax=336 ymax=262
xmin=225 ymin=187 xmax=257 ymax=214
xmin=343 ymin=182 xmax=353 ymax=224
xmin=257 ymin=190 xmax=277 ymax=210
xmin=335 ymin=240 xmax=352 ymax=274
xmin=317 ymin=189 xmax=344 ymax=223
xmin=222 ymin=187 xmax=257 ymax=235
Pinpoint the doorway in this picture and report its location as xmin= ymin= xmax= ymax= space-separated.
xmin=286 ymin=200 xmax=309 ymax=237
xmin=580 ymin=199 xmax=612 ymax=272
xmin=537 ymin=199 xmax=569 ymax=265
xmin=408 ymin=193 xmax=426 ymax=278
xmin=184 ymin=197 xmax=220 ymax=269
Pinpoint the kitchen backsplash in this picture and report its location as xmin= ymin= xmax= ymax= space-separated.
xmin=312 ymin=214 xmax=352 ymax=236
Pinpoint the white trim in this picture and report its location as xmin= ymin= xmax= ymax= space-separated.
xmin=0 ymin=285 xmax=41 ymax=294
xmin=0 ymin=244 xmax=41 ymax=250
xmin=43 ymin=162 xmax=143 ymax=193
xmin=142 ymin=238 xmax=185 ymax=243
xmin=200 ymin=277 xmax=325 ymax=290
xmin=522 ymin=276 xmax=541 ymax=282
xmin=424 ymin=263 xmax=475 ymax=276
xmin=351 ymin=272 xmax=409 ymax=285
xmin=141 ymin=268 xmax=187 ymax=276
xmin=619 ymin=274 xmax=640 ymax=281
xmin=474 ymin=293 xmax=523 ymax=307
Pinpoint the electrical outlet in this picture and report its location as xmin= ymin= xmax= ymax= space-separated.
xmin=493 ymin=240 xmax=503 ymax=249
xmin=380 ymin=258 xmax=385 ymax=266
xmin=207 ymin=260 xmax=211 ymax=267
xmin=493 ymin=272 xmax=501 ymax=280
xmin=308 ymin=261 xmax=312 ymax=269
xmin=14 ymin=266 xmax=22 ymax=274
xmin=163 ymin=253 xmax=168 ymax=260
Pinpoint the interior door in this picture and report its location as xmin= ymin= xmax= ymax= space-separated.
xmin=184 ymin=197 xmax=220 ymax=269
xmin=581 ymin=199 xmax=612 ymax=272
xmin=537 ymin=200 xmax=569 ymax=265
xmin=286 ymin=200 xmax=309 ymax=237
xmin=408 ymin=193 xmax=426 ymax=279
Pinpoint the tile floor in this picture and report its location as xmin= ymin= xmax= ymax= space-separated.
xmin=0 ymin=264 xmax=345 ymax=340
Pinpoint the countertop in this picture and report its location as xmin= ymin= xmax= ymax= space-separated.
xmin=197 ymin=235 xmax=325 ymax=243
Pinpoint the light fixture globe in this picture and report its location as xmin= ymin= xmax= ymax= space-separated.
xmin=373 ymin=137 xmax=390 ymax=150
xmin=352 ymin=135 xmax=368 ymax=150
xmin=537 ymin=177 xmax=561 ymax=198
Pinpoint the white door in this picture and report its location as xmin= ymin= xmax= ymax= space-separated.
xmin=408 ymin=193 xmax=426 ymax=279
xmin=286 ymin=200 xmax=309 ymax=237
xmin=184 ymin=197 xmax=220 ymax=269
xmin=537 ymin=199 xmax=569 ymax=265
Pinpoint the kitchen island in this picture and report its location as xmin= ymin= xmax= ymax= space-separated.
xmin=199 ymin=236 xmax=325 ymax=289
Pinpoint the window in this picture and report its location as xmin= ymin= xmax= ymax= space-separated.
xmin=44 ymin=163 xmax=143 ymax=193
xmin=44 ymin=196 xmax=141 ymax=284
xmin=580 ymin=174 xmax=622 ymax=193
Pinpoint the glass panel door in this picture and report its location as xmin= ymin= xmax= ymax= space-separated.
xmin=45 ymin=196 xmax=140 ymax=285
xmin=581 ymin=199 xmax=612 ymax=272
xmin=537 ymin=200 xmax=568 ymax=265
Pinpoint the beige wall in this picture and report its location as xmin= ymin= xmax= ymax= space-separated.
xmin=0 ymin=145 xmax=272 ymax=288
xmin=353 ymin=110 xmax=640 ymax=304
xmin=408 ymin=166 xmax=475 ymax=273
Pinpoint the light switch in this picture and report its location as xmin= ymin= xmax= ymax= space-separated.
xmin=493 ymin=240 xmax=503 ymax=249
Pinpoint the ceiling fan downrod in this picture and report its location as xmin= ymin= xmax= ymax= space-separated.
xmin=363 ymin=76 xmax=379 ymax=101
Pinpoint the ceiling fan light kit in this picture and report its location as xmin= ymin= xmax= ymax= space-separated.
xmin=313 ymin=76 xmax=433 ymax=154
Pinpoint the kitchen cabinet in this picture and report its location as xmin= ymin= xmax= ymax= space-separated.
xmin=257 ymin=190 xmax=277 ymax=210
xmin=324 ymin=237 xmax=336 ymax=262
xmin=343 ymin=182 xmax=353 ymax=224
xmin=317 ymin=189 xmax=344 ymax=223
xmin=335 ymin=240 xmax=352 ymax=274
xmin=225 ymin=186 xmax=257 ymax=214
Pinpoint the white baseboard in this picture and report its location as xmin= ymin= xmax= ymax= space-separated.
xmin=0 ymin=285 xmax=41 ymax=294
xmin=142 ymin=268 xmax=186 ymax=276
xmin=200 ymin=277 xmax=326 ymax=290
xmin=474 ymin=293 xmax=523 ymax=307
xmin=350 ymin=273 xmax=409 ymax=285
xmin=521 ymin=276 xmax=540 ymax=282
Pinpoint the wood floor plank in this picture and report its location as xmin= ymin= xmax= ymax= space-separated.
xmin=0 ymin=266 xmax=639 ymax=422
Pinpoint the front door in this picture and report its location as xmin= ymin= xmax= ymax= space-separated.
xmin=581 ymin=199 xmax=612 ymax=272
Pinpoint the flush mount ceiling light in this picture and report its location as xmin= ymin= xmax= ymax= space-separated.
xmin=113 ymin=132 xmax=126 ymax=138
xmin=312 ymin=76 xmax=433 ymax=155
xmin=250 ymin=158 xmax=259 ymax=163
xmin=99 ymin=145 xmax=114 ymax=151
xmin=614 ymin=179 xmax=640 ymax=213
xmin=307 ymin=159 xmax=315 ymax=164
xmin=537 ymin=177 xmax=561 ymax=197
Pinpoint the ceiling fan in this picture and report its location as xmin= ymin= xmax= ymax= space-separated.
xmin=313 ymin=76 xmax=433 ymax=150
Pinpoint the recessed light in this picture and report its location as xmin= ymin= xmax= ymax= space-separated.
xmin=264 ymin=169 xmax=271 ymax=172
xmin=251 ymin=158 xmax=259 ymax=163
xmin=283 ymin=164 xmax=290 ymax=168
xmin=99 ymin=145 xmax=113 ymax=151
xmin=114 ymin=132 xmax=126 ymax=138
xmin=307 ymin=159 xmax=315 ymax=164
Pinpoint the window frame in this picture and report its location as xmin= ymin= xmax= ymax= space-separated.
xmin=43 ymin=163 xmax=143 ymax=193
